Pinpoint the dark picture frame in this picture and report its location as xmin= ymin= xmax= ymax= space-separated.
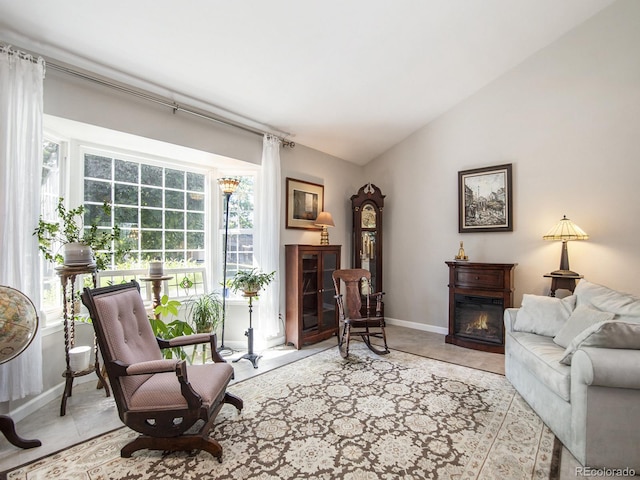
xmin=286 ymin=177 xmax=324 ymax=230
xmin=459 ymin=163 xmax=513 ymax=233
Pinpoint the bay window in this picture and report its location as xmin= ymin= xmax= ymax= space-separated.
xmin=39 ymin=126 xmax=256 ymax=325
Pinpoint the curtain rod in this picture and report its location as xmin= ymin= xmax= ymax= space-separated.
xmin=1 ymin=44 xmax=45 ymax=68
xmin=47 ymin=61 xmax=295 ymax=148
xmin=1 ymin=42 xmax=294 ymax=146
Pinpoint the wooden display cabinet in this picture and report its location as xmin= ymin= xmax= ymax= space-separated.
xmin=285 ymin=244 xmax=341 ymax=349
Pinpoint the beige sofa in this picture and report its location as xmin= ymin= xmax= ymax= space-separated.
xmin=504 ymin=280 xmax=640 ymax=469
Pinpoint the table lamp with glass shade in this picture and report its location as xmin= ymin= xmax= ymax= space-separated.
xmin=314 ymin=211 xmax=335 ymax=245
xmin=543 ymin=215 xmax=589 ymax=276
xmin=218 ymin=177 xmax=240 ymax=354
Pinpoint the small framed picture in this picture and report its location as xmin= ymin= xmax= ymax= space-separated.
xmin=286 ymin=178 xmax=324 ymax=230
xmin=459 ymin=163 xmax=513 ymax=233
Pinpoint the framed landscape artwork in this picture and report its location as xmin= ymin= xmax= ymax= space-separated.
xmin=286 ymin=178 xmax=324 ymax=230
xmin=458 ymin=163 xmax=513 ymax=233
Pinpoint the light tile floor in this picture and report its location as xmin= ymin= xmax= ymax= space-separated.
xmin=0 ymin=326 xmax=598 ymax=478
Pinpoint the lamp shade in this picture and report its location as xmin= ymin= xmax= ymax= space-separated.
xmin=543 ymin=215 xmax=588 ymax=277
xmin=314 ymin=211 xmax=335 ymax=227
xmin=218 ymin=177 xmax=240 ymax=195
xmin=543 ymin=215 xmax=589 ymax=241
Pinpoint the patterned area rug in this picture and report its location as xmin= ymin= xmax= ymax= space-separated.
xmin=3 ymin=344 xmax=558 ymax=479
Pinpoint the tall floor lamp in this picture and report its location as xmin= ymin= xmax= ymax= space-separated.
xmin=218 ymin=177 xmax=240 ymax=354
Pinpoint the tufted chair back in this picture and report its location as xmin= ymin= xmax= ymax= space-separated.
xmin=89 ymin=283 xmax=161 ymax=401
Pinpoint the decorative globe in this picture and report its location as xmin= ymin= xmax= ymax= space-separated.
xmin=0 ymin=286 xmax=39 ymax=365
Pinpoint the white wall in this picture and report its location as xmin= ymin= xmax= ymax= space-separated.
xmin=365 ymin=0 xmax=640 ymax=331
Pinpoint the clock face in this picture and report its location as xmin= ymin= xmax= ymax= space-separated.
xmin=361 ymin=204 xmax=376 ymax=228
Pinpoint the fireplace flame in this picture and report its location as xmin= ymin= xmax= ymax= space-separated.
xmin=466 ymin=312 xmax=489 ymax=333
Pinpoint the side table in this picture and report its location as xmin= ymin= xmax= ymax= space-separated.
xmin=544 ymin=273 xmax=583 ymax=297
xmin=56 ymin=264 xmax=110 ymax=416
xmin=140 ymin=275 xmax=173 ymax=317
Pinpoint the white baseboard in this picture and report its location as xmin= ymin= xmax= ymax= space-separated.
xmin=385 ymin=317 xmax=448 ymax=336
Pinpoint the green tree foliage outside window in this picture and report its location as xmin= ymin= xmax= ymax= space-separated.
xmin=83 ymin=152 xmax=206 ymax=268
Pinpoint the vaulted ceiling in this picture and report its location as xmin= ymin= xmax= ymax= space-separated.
xmin=0 ymin=0 xmax=615 ymax=165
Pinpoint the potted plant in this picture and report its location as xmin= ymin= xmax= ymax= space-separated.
xmin=229 ymin=268 xmax=276 ymax=296
xmin=186 ymin=292 xmax=223 ymax=334
xmin=149 ymin=295 xmax=194 ymax=361
xmin=185 ymin=292 xmax=222 ymax=363
xmin=34 ymin=197 xmax=126 ymax=270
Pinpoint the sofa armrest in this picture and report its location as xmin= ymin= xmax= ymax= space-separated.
xmin=504 ymin=308 xmax=519 ymax=333
xmin=572 ymin=347 xmax=640 ymax=389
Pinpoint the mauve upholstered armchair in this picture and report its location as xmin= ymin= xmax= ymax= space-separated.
xmin=81 ymin=281 xmax=242 ymax=460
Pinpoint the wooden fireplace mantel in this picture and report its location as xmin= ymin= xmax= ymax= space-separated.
xmin=445 ymin=261 xmax=517 ymax=354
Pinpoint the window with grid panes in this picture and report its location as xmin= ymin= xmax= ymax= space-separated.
xmin=83 ymin=152 xmax=206 ymax=267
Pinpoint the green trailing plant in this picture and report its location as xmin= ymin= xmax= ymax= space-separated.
xmin=34 ymin=197 xmax=127 ymax=270
xmin=149 ymin=295 xmax=194 ymax=360
xmin=229 ymin=268 xmax=276 ymax=295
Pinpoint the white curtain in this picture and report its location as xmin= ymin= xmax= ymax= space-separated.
xmin=0 ymin=46 xmax=45 ymax=402
xmin=255 ymin=134 xmax=281 ymax=340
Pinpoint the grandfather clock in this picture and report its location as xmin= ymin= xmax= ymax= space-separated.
xmin=351 ymin=183 xmax=385 ymax=304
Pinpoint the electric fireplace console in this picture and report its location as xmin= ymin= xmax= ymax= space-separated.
xmin=445 ymin=261 xmax=517 ymax=354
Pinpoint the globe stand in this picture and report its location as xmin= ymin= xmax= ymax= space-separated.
xmin=0 ymin=285 xmax=42 ymax=449
xmin=0 ymin=416 xmax=41 ymax=449
xmin=233 ymin=293 xmax=261 ymax=369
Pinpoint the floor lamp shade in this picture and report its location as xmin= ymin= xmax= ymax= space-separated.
xmin=543 ymin=215 xmax=589 ymax=276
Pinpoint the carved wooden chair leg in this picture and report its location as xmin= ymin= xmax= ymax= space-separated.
xmin=0 ymin=415 xmax=41 ymax=449
xmin=121 ymin=435 xmax=223 ymax=461
xmin=362 ymin=329 xmax=390 ymax=355
xmin=339 ymin=323 xmax=350 ymax=358
xmin=224 ymin=392 xmax=244 ymax=411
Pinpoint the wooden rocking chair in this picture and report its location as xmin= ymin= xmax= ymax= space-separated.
xmin=332 ymin=269 xmax=389 ymax=358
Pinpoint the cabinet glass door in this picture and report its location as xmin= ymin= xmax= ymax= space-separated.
xmin=320 ymin=251 xmax=338 ymax=331
xmin=301 ymin=253 xmax=318 ymax=331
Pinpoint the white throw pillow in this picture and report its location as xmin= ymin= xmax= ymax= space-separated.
xmin=573 ymin=280 xmax=615 ymax=307
xmin=513 ymin=294 xmax=576 ymax=337
xmin=560 ymin=320 xmax=640 ymax=365
xmin=590 ymin=291 xmax=640 ymax=323
xmin=553 ymin=304 xmax=615 ymax=348
xmin=574 ymin=280 xmax=640 ymax=320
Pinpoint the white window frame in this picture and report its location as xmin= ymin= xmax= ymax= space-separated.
xmin=217 ymin=170 xmax=258 ymax=301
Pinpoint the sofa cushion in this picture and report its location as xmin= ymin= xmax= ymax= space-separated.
xmin=591 ymin=292 xmax=640 ymax=323
xmin=553 ymin=305 xmax=615 ymax=348
xmin=560 ymin=320 xmax=640 ymax=365
xmin=513 ymin=294 xmax=576 ymax=337
xmin=574 ymin=281 xmax=640 ymax=323
xmin=508 ymin=330 xmax=571 ymax=401
xmin=574 ymin=280 xmax=615 ymax=307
